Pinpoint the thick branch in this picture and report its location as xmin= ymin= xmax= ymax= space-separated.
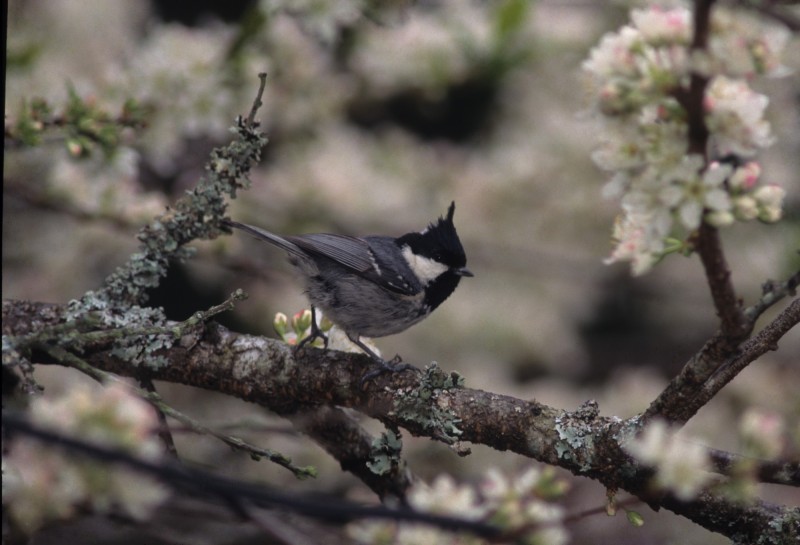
xmin=3 ymin=299 xmax=797 ymax=543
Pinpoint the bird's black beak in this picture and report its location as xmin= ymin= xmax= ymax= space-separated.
xmin=455 ymin=267 xmax=474 ymax=277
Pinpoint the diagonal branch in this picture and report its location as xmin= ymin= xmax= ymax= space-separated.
xmin=643 ymin=272 xmax=799 ymax=425
xmin=288 ymin=406 xmax=413 ymax=500
xmin=702 ymin=298 xmax=800 ymax=399
xmin=744 ymin=269 xmax=800 ymax=323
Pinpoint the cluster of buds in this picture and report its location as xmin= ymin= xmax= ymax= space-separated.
xmin=349 ymin=466 xmax=569 ymax=545
xmin=583 ymin=3 xmax=789 ymax=275
xmin=274 ymin=309 xmax=382 ymax=356
xmin=273 ymin=309 xmax=331 ymax=346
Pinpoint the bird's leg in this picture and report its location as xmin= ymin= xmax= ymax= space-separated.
xmin=348 ymin=335 xmax=415 ymax=383
xmin=295 ymin=306 xmax=328 ymax=352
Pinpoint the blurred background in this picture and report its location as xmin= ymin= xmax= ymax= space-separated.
xmin=4 ymin=1 xmax=799 ymax=543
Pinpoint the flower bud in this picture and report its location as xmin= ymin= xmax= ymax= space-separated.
xmin=729 ymin=162 xmax=761 ymax=191
xmin=733 ymin=196 xmax=759 ymax=220
xmin=273 ymin=312 xmax=289 ymax=337
xmin=705 ymin=210 xmax=734 ymax=227
xmin=291 ymin=309 xmax=313 ymax=335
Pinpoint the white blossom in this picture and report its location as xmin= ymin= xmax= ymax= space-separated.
xmin=582 ymin=4 xmax=788 ymax=275
xmin=739 ymin=408 xmax=786 ymax=459
xmin=348 ymin=467 xmax=568 ymax=545
xmin=626 ymin=420 xmax=713 ymax=501
xmin=631 ymin=6 xmax=692 ymax=45
xmin=709 ymin=9 xmax=791 ymax=77
xmin=705 ymin=76 xmax=773 ymax=157
xmin=753 ymin=184 xmax=785 ymax=222
xmin=3 ymin=382 xmax=168 ymax=534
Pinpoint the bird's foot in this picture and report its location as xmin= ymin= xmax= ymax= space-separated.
xmin=294 ymin=314 xmax=328 ymax=354
xmin=360 ymin=354 xmax=416 ymax=384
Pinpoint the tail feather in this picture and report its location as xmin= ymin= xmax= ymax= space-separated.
xmin=223 ymin=219 xmax=304 ymax=258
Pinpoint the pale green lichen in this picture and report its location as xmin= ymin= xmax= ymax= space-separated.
xmin=390 ymin=363 xmax=464 ymax=443
xmin=86 ymin=116 xmax=267 ymax=310
xmin=367 ymin=429 xmax=404 ymax=476
xmin=554 ymin=408 xmax=598 ymax=473
xmin=54 ymin=112 xmax=267 ymax=370
xmin=752 ymin=509 xmax=800 ymax=545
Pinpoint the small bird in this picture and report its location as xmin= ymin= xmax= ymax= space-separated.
xmin=224 ymin=202 xmax=472 ymax=377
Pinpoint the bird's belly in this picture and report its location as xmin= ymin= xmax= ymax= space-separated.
xmin=304 ymin=276 xmax=427 ymax=338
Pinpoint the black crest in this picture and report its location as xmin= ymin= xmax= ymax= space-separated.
xmin=397 ymin=201 xmax=467 ymax=268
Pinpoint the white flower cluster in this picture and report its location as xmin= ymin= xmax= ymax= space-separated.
xmin=48 ymin=147 xmax=167 ymax=224
xmin=348 ymin=466 xmax=568 ymax=545
xmin=350 ymin=0 xmax=493 ymax=98
xmin=625 ymin=420 xmax=713 ymax=501
xmin=260 ymin=0 xmax=364 ymax=45
xmin=583 ymin=3 xmax=789 ymax=275
xmin=3 ymin=382 xmax=168 ymax=534
xmin=105 ymin=24 xmax=241 ymax=174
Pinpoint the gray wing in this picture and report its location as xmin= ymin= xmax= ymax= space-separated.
xmin=287 ymin=233 xmax=421 ymax=296
xmin=286 ymin=233 xmax=375 ymax=273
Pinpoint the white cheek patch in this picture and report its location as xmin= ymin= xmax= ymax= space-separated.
xmin=402 ymin=245 xmax=448 ymax=284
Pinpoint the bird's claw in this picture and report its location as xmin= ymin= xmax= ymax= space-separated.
xmin=293 ymin=307 xmax=329 ymax=355
xmin=360 ymin=354 xmax=416 ymax=385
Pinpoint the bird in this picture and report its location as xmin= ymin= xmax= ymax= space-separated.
xmin=223 ymin=201 xmax=472 ymax=379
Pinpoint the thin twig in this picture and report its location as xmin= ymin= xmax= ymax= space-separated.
xmin=3 ymin=412 xmax=504 ymax=539
xmin=708 ymin=447 xmax=800 ymax=487
xmin=246 ymin=73 xmax=268 ymax=128
xmin=140 ymin=376 xmax=179 ymax=459
xmin=42 ymin=345 xmax=316 ymax=479
xmin=238 ymin=504 xmax=323 ymax=545
xmin=743 ymin=269 xmax=800 ymax=323
xmin=703 ymin=298 xmax=800 ymax=398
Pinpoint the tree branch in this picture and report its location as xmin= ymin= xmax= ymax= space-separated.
xmin=42 ymin=343 xmax=315 ymax=478
xmin=640 ymin=0 xmax=796 ymax=427
xmin=686 ymin=0 xmax=749 ymax=345
xmin=694 ymin=223 xmax=749 ymax=342
xmin=702 ymin=298 xmax=800 ymax=399
xmin=744 ymin=270 xmax=800 ymax=323
xmin=708 ymin=447 xmax=800 ymax=487
xmin=643 ymin=275 xmax=798 ymax=424
xmin=287 ymin=406 xmax=414 ymax=500
xmin=3 ymin=298 xmax=797 ymax=543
